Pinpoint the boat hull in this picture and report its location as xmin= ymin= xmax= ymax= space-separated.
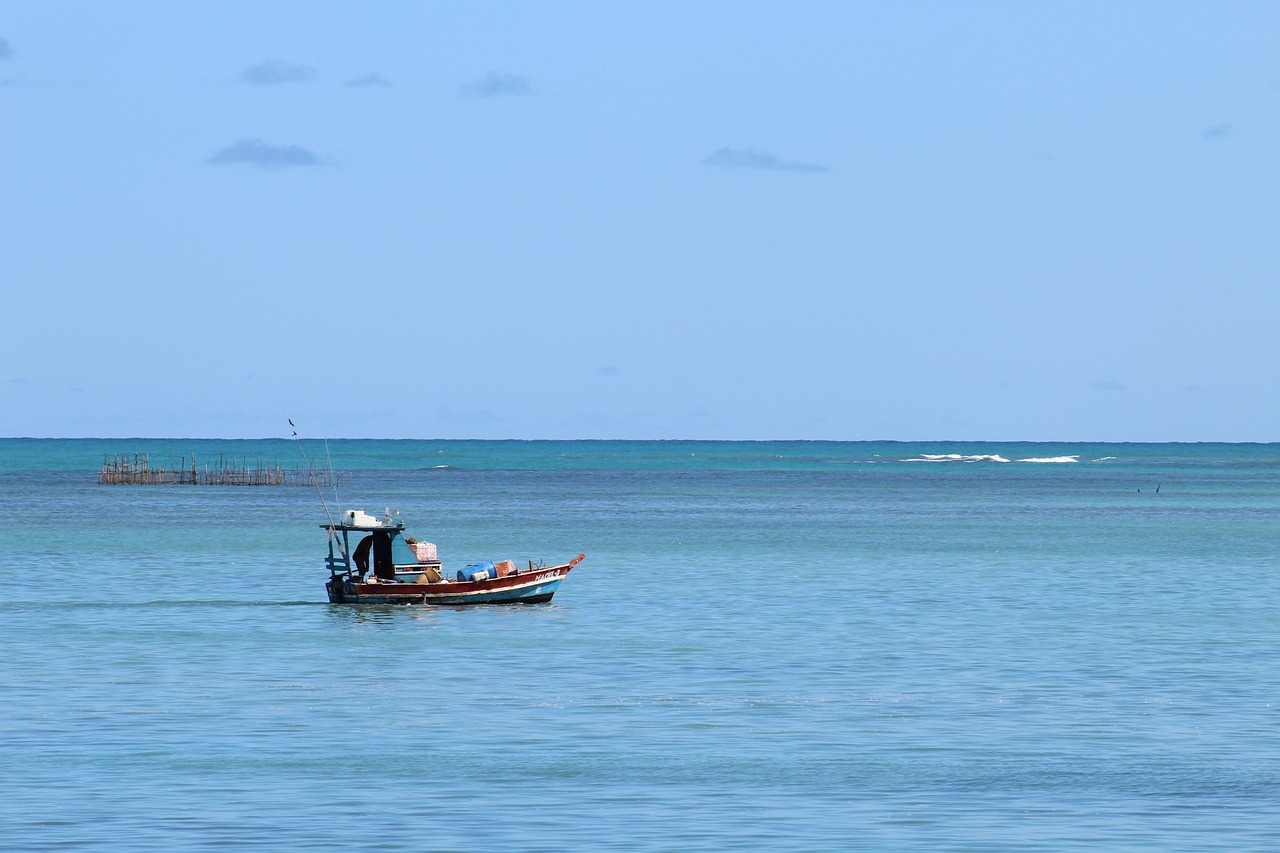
xmin=326 ymin=560 xmax=577 ymax=605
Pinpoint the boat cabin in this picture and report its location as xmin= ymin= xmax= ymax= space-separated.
xmin=323 ymin=509 xmax=443 ymax=584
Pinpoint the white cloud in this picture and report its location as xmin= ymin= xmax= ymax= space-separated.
xmin=458 ymin=72 xmax=531 ymax=98
xmin=703 ymin=147 xmax=828 ymax=173
xmin=243 ymin=60 xmax=315 ymax=85
xmin=345 ymin=73 xmax=391 ymax=88
xmin=206 ymin=139 xmax=321 ymax=169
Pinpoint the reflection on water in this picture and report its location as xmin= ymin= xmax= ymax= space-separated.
xmin=323 ymin=601 xmax=439 ymax=627
xmin=322 ymin=600 xmax=569 ymax=628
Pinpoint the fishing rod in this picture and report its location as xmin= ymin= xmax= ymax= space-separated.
xmin=290 ymin=419 xmax=341 ymax=537
xmin=323 ymin=436 xmax=341 ymax=519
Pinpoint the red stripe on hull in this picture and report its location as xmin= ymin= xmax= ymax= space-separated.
xmin=328 ymin=560 xmax=578 ymax=605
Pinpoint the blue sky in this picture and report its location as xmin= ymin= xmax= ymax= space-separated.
xmin=2 ymin=1 xmax=1277 ymax=440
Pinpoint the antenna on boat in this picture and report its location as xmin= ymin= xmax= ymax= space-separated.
xmin=290 ymin=419 xmax=339 ymax=532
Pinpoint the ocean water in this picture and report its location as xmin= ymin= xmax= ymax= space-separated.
xmin=1 ymin=439 xmax=1278 ymax=851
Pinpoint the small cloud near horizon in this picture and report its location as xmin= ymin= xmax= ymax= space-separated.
xmin=345 ymin=73 xmax=391 ymax=88
xmin=458 ymin=72 xmax=531 ymax=98
xmin=243 ymin=60 xmax=315 ymax=85
xmin=703 ymin=147 xmax=829 ymax=173
xmin=0 ymin=38 xmax=13 ymax=61
xmin=206 ymin=139 xmax=321 ymax=170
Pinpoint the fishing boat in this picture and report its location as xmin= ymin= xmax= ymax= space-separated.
xmin=322 ymin=508 xmax=584 ymax=605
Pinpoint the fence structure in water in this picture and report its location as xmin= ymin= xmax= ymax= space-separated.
xmin=99 ymin=453 xmax=348 ymax=487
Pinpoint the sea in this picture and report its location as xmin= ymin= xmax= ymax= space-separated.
xmin=1 ymin=438 xmax=1278 ymax=851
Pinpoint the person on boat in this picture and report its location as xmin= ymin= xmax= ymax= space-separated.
xmin=353 ymin=532 xmax=395 ymax=581
xmin=353 ymin=534 xmax=374 ymax=577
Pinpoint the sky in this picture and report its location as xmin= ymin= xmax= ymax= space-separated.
xmin=1 ymin=0 xmax=1277 ymax=441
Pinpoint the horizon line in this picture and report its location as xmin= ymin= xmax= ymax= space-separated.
xmin=2 ymin=436 xmax=1276 ymax=445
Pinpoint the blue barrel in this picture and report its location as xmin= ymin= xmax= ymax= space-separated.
xmin=456 ymin=561 xmax=496 ymax=582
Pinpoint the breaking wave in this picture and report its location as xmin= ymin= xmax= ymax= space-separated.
xmin=902 ymin=453 xmax=1084 ymax=465
xmin=904 ymin=454 xmax=1011 ymax=463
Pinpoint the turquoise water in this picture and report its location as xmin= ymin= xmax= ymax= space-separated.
xmin=1 ymin=440 xmax=1278 ymax=850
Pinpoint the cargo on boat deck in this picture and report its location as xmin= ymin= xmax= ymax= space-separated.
xmin=412 ymin=566 xmax=443 ymax=583
xmin=457 ymin=561 xmax=496 ymax=582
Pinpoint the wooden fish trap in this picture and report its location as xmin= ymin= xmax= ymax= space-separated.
xmin=99 ymin=452 xmax=348 ymax=487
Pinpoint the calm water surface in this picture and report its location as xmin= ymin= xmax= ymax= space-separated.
xmin=1 ymin=440 xmax=1278 ymax=850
